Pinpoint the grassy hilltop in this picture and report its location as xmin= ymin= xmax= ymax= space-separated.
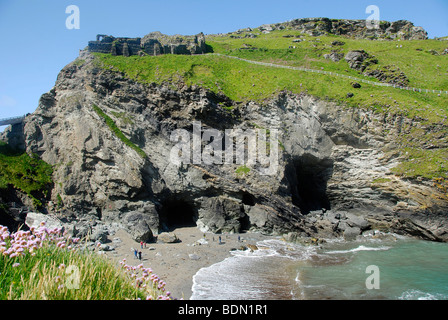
xmin=93 ymin=26 xmax=448 ymax=181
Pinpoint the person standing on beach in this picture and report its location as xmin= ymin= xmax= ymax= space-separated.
xmin=138 ymin=251 xmax=142 ymax=261
xmin=140 ymin=241 xmax=143 ymax=249
xmin=133 ymin=248 xmax=138 ymax=259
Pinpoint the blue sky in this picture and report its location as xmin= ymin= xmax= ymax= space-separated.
xmin=0 ymin=0 xmax=447 ymax=131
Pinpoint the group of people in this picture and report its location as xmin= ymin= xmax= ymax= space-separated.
xmin=210 ymin=234 xmax=242 ymax=244
xmin=132 ymin=241 xmax=147 ymax=261
xmin=131 ymin=235 xmax=243 ymax=261
xmin=132 ymin=248 xmax=142 ymax=260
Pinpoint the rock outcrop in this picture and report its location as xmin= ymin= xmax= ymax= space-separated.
xmin=343 ymin=50 xmax=409 ymax=86
xmin=258 ymin=18 xmax=428 ymax=40
xmin=344 ymin=50 xmax=378 ymax=72
xmin=2 ymin=48 xmax=447 ymax=242
xmin=363 ymin=65 xmax=410 ymax=87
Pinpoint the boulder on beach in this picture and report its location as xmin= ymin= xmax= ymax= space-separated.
xmin=157 ymin=232 xmax=179 ymax=243
xmin=122 ymin=211 xmax=155 ymax=243
xmin=246 ymin=244 xmax=258 ymax=252
xmin=25 ymin=212 xmax=64 ymax=230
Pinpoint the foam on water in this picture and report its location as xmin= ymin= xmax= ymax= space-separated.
xmin=325 ymin=245 xmax=392 ymax=255
xmin=191 ymin=235 xmax=448 ymax=300
xmin=191 ymin=240 xmax=315 ymax=300
xmin=399 ymin=289 xmax=448 ymax=300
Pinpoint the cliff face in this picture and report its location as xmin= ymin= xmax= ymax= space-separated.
xmin=2 ymin=49 xmax=447 ymax=242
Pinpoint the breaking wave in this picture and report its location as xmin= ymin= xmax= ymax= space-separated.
xmin=325 ymin=245 xmax=391 ymax=254
xmin=191 ymin=235 xmax=448 ymax=300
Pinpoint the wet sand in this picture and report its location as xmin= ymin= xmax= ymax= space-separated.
xmin=102 ymin=226 xmax=273 ymax=299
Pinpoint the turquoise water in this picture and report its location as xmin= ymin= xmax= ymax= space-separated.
xmin=298 ymin=237 xmax=448 ymax=300
xmin=191 ymin=234 xmax=448 ymax=300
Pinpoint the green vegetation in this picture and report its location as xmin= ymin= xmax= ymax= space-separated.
xmin=72 ymin=59 xmax=86 ymax=67
xmin=111 ymin=111 xmax=135 ymax=125
xmin=56 ymin=194 xmax=63 ymax=208
xmin=390 ymin=148 xmax=448 ymax=179
xmin=0 ymin=225 xmax=172 ymax=300
xmin=236 ymin=165 xmax=251 ymax=177
xmin=207 ymin=29 xmax=448 ymax=92
xmin=92 ymin=105 xmax=147 ymax=159
xmin=0 ymin=142 xmax=53 ymax=207
xmin=372 ymin=178 xmax=392 ymax=184
xmin=0 ymin=245 xmax=144 ymax=300
xmin=92 ymin=28 xmax=448 ymax=180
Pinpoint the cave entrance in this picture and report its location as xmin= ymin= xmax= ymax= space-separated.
xmin=291 ymin=154 xmax=333 ymax=215
xmin=238 ymin=214 xmax=251 ymax=232
xmin=159 ymin=198 xmax=197 ymax=231
xmin=240 ymin=191 xmax=255 ymax=232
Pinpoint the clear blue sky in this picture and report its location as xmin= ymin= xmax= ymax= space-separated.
xmin=1 ymin=0 xmax=447 ymax=130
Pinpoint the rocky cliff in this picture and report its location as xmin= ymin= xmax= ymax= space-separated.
xmin=2 ymin=46 xmax=447 ymax=243
xmin=257 ymin=18 xmax=428 ymax=40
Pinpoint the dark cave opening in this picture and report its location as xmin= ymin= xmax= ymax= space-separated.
xmin=291 ymin=154 xmax=333 ymax=215
xmin=240 ymin=192 xmax=256 ymax=232
xmin=159 ymin=198 xmax=197 ymax=231
xmin=242 ymin=192 xmax=256 ymax=206
xmin=238 ymin=214 xmax=251 ymax=232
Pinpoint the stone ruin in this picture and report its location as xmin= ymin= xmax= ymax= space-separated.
xmin=88 ymin=31 xmax=207 ymax=57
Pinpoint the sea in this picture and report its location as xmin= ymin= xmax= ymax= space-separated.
xmin=191 ymin=232 xmax=448 ymax=300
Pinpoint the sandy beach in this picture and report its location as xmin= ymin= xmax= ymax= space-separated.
xmin=101 ymin=226 xmax=273 ymax=299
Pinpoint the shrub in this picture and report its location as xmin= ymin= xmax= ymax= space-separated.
xmin=0 ymin=142 xmax=53 ymax=208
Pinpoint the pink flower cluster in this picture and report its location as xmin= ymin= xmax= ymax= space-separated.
xmin=119 ymin=259 xmax=174 ymax=300
xmin=1 ymin=224 xmax=175 ymax=300
xmin=0 ymin=223 xmax=80 ymax=258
